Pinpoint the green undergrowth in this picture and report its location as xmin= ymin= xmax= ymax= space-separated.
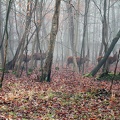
xmin=0 ymin=68 xmax=9 ymax=73
xmin=97 ymin=72 xmax=120 ymax=81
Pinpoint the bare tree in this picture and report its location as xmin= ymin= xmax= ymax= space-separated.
xmin=35 ymin=0 xmax=44 ymax=68
xmin=66 ymin=0 xmax=78 ymax=72
xmin=16 ymin=0 xmax=38 ymax=77
xmin=80 ymin=0 xmax=90 ymax=73
xmin=89 ymin=30 xmax=120 ymax=76
xmin=40 ymin=0 xmax=61 ymax=82
xmin=5 ymin=0 xmax=37 ymax=74
xmin=0 ymin=0 xmax=13 ymax=88
xmin=0 ymin=0 xmax=4 ymax=67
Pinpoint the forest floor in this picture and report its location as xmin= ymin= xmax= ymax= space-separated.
xmin=0 ymin=65 xmax=120 ymax=120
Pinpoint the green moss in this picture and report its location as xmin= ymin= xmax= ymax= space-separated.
xmin=55 ymin=67 xmax=59 ymax=70
xmin=0 ymin=68 xmax=3 ymax=71
xmin=97 ymin=72 xmax=120 ymax=81
xmin=12 ymin=71 xmax=16 ymax=75
xmin=28 ymin=68 xmax=33 ymax=73
xmin=83 ymin=73 xmax=93 ymax=77
xmin=0 ymin=68 xmax=9 ymax=73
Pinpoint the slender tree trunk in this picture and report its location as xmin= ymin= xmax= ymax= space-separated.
xmin=41 ymin=0 xmax=61 ymax=82
xmin=102 ymin=0 xmax=108 ymax=53
xmin=8 ymin=5 xmax=15 ymax=60
xmin=30 ymin=0 xmax=43 ymax=69
xmin=92 ymin=4 xmax=97 ymax=64
xmin=0 ymin=0 xmax=4 ymax=67
xmin=0 ymin=0 xmax=13 ymax=88
xmin=80 ymin=0 xmax=90 ymax=73
xmin=66 ymin=0 xmax=78 ymax=72
xmin=6 ymin=0 xmax=37 ymax=72
xmin=90 ymin=30 xmax=120 ymax=76
xmin=16 ymin=0 xmax=36 ymax=77
xmin=63 ymin=9 xmax=69 ymax=65
xmin=99 ymin=43 xmax=103 ymax=56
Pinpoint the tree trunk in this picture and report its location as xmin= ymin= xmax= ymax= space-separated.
xmin=80 ymin=0 xmax=90 ymax=73
xmin=101 ymin=0 xmax=109 ymax=71
xmin=90 ymin=30 xmax=120 ymax=76
xmin=101 ymin=0 xmax=108 ymax=54
xmin=40 ymin=0 xmax=61 ymax=82
xmin=0 ymin=0 xmax=4 ymax=67
xmin=66 ymin=0 xmax=78 ymax=72
xmin=6 ymin=0 xmax=37 ymax=72
xmin=16 ymin=0 xmax=36 ymax=77
xmin=0 ymin=0 xmax=12 ymax=88
xmin=92 ymin=4 xmax=97 ymax=64
xmin=29 ymin=0 xmax=44 ymax=69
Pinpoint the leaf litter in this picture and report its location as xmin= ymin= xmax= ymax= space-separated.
xmin=0 ymin=68 xmax=120 ymax=120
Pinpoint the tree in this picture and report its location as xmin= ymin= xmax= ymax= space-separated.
xmin=80 ymin=0 xmax=90 ymax=73
xmin=16 ymin=0 xmax=38 ymax=77
xmin=66 ymin=0 xmax=78 ymax=72
xmin=40 ymin=0 xmax=61 ymax=82
xmin=0 ymin=0 xmax=4 ymax=68
xmin=0 ymin=0 xmax=13 ymax=88
xmin=102 ymin=0 xmax=108 ymax=54
xmin=30 ymin=0 xmax=44 ymax=69
xmin=89 ymin=30 xmax=120 ymax=76
xmin=5 ymin=0 xmax=37 ymax=74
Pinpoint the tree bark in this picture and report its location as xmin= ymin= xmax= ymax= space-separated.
xmin=0 ymin=0 xmax=13 ymax=88
xmin=66 ymin=0 xmax=78 ymax=72
xmin=6 ymin=0 xmax=37 ymax=72
xmin=102 ymin=0 xmax=108 ymax=53
xmin=80 ymin=0 xmax=90 ymax=73
xmin=90 ymin=30 xmax=120 ymax=76
xmin=28 ymin=0 xmax=44 ymax=69
xmin=40 ymin=0 xmax=61 ymax=82
xmin=16 ymin=0 xmax=36 ymax=77
xmin=0 ymin=0 xmax=4 ymax=67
